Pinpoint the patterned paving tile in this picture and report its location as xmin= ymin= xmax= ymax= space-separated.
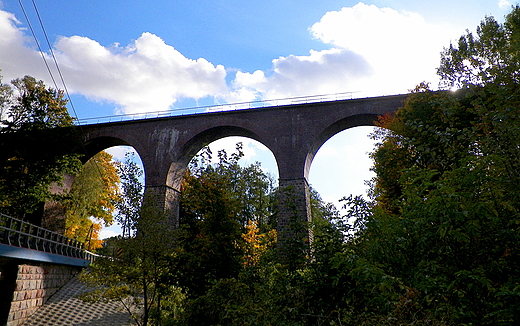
xmin=22 ymin=276 xmax=132 ymax=326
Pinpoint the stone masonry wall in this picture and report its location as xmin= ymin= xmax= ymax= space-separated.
xmin=277 ymin=178 xmax=312 ymax=234
xmin=143 ymin=184 xmax=181 ymax=228
xmin=5 ymin=262 xmax=80 ymax=326
xmin=276 ymin=178 xmax=312 ymax=266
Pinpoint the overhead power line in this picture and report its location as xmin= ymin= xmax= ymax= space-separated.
xmin=16 ymin=0 xmax=59 ymax=89
xmin=29 ymin=0 xmax=81 ymax=121
xmin=17 ymin=0 xmax=106 ymax=180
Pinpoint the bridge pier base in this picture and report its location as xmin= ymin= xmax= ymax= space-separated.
xmin=41 ymin=173 xmax=76 ymax=234
xmin=277 ymin=178 xmax=312 ymax=268
xmin=143 ymin=184 xmax=181 ymax=228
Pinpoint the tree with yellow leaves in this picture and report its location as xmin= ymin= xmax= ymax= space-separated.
xmin=242 ymin=220 xmax=276 ymax=267
xmin=65 ymin=151 xmax=121 ymax=250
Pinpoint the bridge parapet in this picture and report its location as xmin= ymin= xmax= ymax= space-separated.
xmin=76 ymin=92 xmax=358 ymax=125
xmin=0 ymin=213 xmax=97 ymax=265
xmin=0 ymin=213 xmax=97 ymax=326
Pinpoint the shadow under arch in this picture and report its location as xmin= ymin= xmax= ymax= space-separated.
xmin=82 ymin=136 xmax=134 ymax=163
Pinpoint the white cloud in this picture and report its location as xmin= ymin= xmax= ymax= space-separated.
xmin=231 ymin=2 xmax=456 ymax=101
xmin=231 ymin=48 xmax=373 ymax=100
xmin=202 ymin=136 xmax=261 ymax=162
xmin=99 ymin=225 xmax=122 ymax=239
xmin=315 ymin=145 xmax=340 ymax=159
xmin=53 ymin=32 xmax=227 ymax=114
xmin=0 ymin=11 xmax=46 ymax=82
xmin=499 ymin=0 xmax=511 ymax=9
xmin=0 ymin=11 xmax=228 ymax=115
xmin=104 ymin=145 xmax=138 ymax=162
xmin=310 ymin=2 xmax=454 ymax=93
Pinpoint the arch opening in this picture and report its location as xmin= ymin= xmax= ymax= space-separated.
xmin=308 ymin=126 xmax=378 ymax=213
xmin=181 ymin=136 xmax=279 ymax=229
xmin=82 ymin=136 xmax=132 ymax=163
xmin=191 ymin=136 xmax=278 ymax=181
xmin=71 ymin=145 xmax=144 ymax=242
xmin=167 ymin=126 xmax=278 ymax=191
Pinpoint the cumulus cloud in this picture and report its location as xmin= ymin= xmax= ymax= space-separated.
xmin=104 ymin=145 xmax=137 ymax=162
xmin=230 ymin=48 xmax=372 ymax=101
xmin=203 ymin=136 xmax=278 ymax=177
xmin=0 ymin=11 xmax=227 ymax=114
xmin=1 ymin=2 xmax=457 ymax=116
xmin=53 ymin=33 xmax=227 ymax=114
xmin=499 ymin=0 xmax=511 ymax=9
xmin=99 ymin=226 xmax=121 ymax=239
xmin=200 ymin=136 xmax=265 ymax=162
xmin=310 ymin=3 xmax=454 ymax=93
xmin=231 ymin=2 xmax=455 ymax=100
xmin=0 ymin=11 xmax=47 ymax=82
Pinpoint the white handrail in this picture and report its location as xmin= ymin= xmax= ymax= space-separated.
xmin=76 ymin=91 xmax=360 ymax=125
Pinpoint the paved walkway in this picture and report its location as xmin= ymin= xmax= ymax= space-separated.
xmin=22 ymin=276 xmax=133 ymax=326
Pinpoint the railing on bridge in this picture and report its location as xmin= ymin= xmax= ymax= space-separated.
xmin=0 ymin=212 xmax=98 ymax=263
xmin=76 ymin=91 xmax=359 ymax=125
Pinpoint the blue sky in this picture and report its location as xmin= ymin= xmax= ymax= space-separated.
xmin=0 ymin=0 xmax=514 ymax=237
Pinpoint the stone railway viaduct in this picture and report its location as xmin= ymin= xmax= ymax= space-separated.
xmin=1 ymin=94 xmax=408 ymax=325
xmin=76 ymin=94 xmax=407 ymax=248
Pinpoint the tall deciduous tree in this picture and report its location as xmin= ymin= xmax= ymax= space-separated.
xmin=187 ymin=143 xmax=276 ymax=229
xmin=0 ymin=75 xmax=82 ymax=221
xmin=114 ymin=151 xmax=143 ymax=237
xmin=65 ymin=151 xmax=120 ymax=250
xmin=172 ymin=144 xmax=270 ymax=296
xmin=353 ymin=7 xmax=520 ymax=324
xmin=79 ymin=152 xmax=177 ymax=326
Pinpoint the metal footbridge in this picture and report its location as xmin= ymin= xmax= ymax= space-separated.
xmin=0 ymin=213 xmax=97 ymax=267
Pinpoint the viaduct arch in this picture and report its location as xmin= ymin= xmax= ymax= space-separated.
xmin=78 ymin=94 xmax=407 ymax=251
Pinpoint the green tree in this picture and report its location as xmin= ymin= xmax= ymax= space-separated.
xmin=172 ymin=144 xmax=259 ymax=297
xmin=114 ymin=151 xmax=144 ymax=237
xmin=347 ymin=7 xmax=520 ymax=324
xmin=187 ymin=143 xmax=276 ymax=229
xmin=80 ymin=207 xmax=179 ymax=326
xmin=0 ymin=75 xmax=82 ymax=221
xmin=79 ymin=153 xmax=179 ymax=326
xmin=171 ymin=143 xmax=352 ymax=326
xmin=81 ymin=143 xmax=348 ymax=326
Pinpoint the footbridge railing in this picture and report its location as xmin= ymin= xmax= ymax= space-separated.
xmin=76 ymin=91 xmax=359 ymax=125
xmin=0 ymin=212 xmax=98 ymax=265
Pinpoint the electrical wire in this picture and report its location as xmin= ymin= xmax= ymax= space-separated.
xmin=18 ymin=0 xmax=108 ymax=183
xmin=30 ymin=0 xmax=81 ymax=122
xmin=16 ymin=0 xmax=59 ymax=89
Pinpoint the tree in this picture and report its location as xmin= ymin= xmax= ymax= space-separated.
xmin=170 ymin=143 xmax=352 ymax=325
xmin=65 ymin=151 xmax=120 ymax=250
xmin=172 ymin=144 xmax=258 ymax=297
xmin=114 ymin=151 xmax=144 ymax=237
xmin=80 ymin=207 xmax=179 ymax=326
xmin=347 ymin=7 xmax=520 ymax=324
xmin=79 ymin=152 xmax=179 ymax=326
xmin=0 ymin=75 xmax=82 ymax=221
xmin=80 ymin=142 xmax=348 ymax=326
xmin=187 ymin=143 xmax=276 ymax=229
